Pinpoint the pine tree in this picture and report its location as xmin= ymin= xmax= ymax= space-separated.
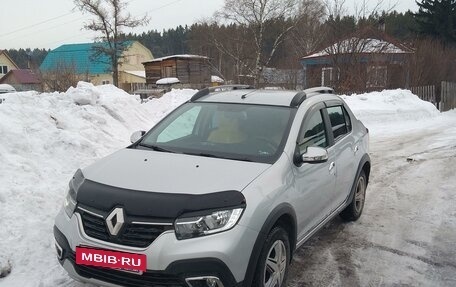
xmin=414 ymin=0 xmax=456 ymax=44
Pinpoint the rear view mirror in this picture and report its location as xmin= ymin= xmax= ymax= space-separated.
xmin=130 ymin=130 xmax=146 ymax=143
xmin=301 ymin=147 xmax=328 ymax=163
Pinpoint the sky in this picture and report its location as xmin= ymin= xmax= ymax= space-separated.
xmin=0 ymin=0 xmax=418 ymax=50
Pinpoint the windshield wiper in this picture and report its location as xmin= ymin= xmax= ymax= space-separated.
xmin=186 ymin=152 xmax=253 ymax=162
xmin=138 ymin=143 xmax=176 ymax=153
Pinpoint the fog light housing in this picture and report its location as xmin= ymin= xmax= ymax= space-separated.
xmin=185 ymin=276 xmax=224 ymax=287
xmin=55 ymin=240 xmax=63 ymax=260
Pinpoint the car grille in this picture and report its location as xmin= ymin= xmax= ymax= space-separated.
xmin=68 ymin=252 xmax=187 ymax=287
xmin=77 ymin=207 xmax=173 ymax=248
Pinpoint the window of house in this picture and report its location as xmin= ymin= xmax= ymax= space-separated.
xmin=326 ymin=106 xmax=351 ymax=141
xmin=163 ymin=66 xmax=173 ymax=77
xmin=367 ymin=66 xmax=387 ymax=88
xmin=1 ymin=66 xmax=8 ymax=74
xmin=298 ymin=109 xmax=328 ymax=154
xmin=321 ymin=67 xmax=333 ymax=86
xmin=102 ymin=80 xmax=110 ymax=85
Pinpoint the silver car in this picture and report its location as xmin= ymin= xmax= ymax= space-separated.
xmin=54 ymin=85 xmax=370 ymax=287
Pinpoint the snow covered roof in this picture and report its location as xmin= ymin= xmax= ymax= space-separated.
xmin=303 ymin=37 xmax=412 ymax=59
xmin=211 ymin=75 xmax=224 ymax=83
xmin=124 ymin=70 xmax=146 ymax=78
xmin=156 ymin=77 xmax=180 ymax=85
xmin=143 ymin=54 xmax=209 ymax=64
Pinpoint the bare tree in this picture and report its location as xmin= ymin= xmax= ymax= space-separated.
xmin=74 ymin=0 xmax=148 ymax=87
xmin=215 ymin=0 xmax=306 ymax=86
xmin=40 ymin=61 xmax=87 ymax=92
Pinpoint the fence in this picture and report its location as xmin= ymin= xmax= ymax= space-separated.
xmin=441 ymin=81 xmax=456 ymax=112
xmin=410 ymin=85 xmax=437 ymax=107
xmin=410 ymin=82 xmax=456 ymax=111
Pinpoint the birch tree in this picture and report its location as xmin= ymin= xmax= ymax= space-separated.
xmin=216 ymin=0 xmax=306 ymax=86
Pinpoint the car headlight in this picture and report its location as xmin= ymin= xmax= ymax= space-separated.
xmin=175 ymin=208 xmax=244 ymax=240
xmin=63 ymin=187 xmax=77 ymax=217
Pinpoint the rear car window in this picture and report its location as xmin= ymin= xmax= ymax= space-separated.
xmin=326 ymin=106 xmax=351 ymax=141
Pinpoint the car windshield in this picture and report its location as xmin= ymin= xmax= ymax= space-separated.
xmin=138 ymin=102 xmax=295 ymax=163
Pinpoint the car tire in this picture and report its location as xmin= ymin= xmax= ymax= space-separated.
xmin=340 ymin=170 xmax=367 ymax=221
xmin=252 ymin=226 xmax=290 ymax=287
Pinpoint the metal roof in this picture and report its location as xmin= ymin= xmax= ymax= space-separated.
xmin=40 ymin=41 xmax=134 ymax=75
xmin=0 ymin=69 xmax=40 ymax=84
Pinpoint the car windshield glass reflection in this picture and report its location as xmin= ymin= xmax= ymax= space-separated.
xmin=139 ymin=103 xmax=294 ymax=163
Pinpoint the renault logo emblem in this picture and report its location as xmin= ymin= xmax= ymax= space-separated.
xmin=106 ymin=207 xmax=125 ymax=236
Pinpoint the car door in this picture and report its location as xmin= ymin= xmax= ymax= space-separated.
xmin=292 ymin=103 xmax=337 ymax=240
xmin=324 ymin=103 xmax=356 ymax=209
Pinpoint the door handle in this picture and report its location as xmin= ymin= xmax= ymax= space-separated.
xmin=354 ymin=145 xmax=359 ymax=153
xmin=329 ymin=162 xmax=335 ymax=171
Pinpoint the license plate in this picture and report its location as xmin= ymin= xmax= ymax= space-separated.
xmin=76 ymin=246 xmax=147 ymax=272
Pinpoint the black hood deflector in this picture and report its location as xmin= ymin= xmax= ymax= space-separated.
xmin=72 ymin=169 xmax=246 ymax=219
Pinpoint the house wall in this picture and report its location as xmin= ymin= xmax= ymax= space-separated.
xmin=144 ymin=58 xmax=211 ymax=88
xmin=90 ymin=74 xmax=113 ymax=85
xmin=303 ymin=55 xmax=409 ymax=92
xmin=119 ymin=42 xmax=153 ymax=72
xmin=0 ymin=53 xmax=19 ymax=78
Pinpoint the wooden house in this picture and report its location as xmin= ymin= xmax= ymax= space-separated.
xmin=143 ymin=55 xmax=211 ymax=89
xmin=301 ymin=29 xmax=413 ymax=93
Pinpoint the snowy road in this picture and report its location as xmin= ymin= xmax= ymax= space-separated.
xmin=288 ymin=114 xmax=456 ymax=286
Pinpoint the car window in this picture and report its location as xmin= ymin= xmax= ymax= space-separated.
xmin=298 ymin=109 xmax=328 ymax=154
xmin=157 ymin=106 xmax=202 ymax=142
xmin=140 ymin=102 xmax=294 ymax=164
xmin=327 ymin=106 xmax=350 ymax=141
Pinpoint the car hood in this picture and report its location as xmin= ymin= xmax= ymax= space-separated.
xmin=82 ymin=148 xmax=271 ymax=194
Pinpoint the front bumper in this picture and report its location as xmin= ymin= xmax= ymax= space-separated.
xmin=54 ymin=208 xmax=257 ymax=286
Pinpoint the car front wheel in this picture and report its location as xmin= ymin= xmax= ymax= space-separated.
xmin=253 ymin=226 xmax=290 ymax=287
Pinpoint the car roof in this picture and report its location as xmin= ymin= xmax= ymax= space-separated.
xmin=191 ymin=86 xmax=337 ymax=107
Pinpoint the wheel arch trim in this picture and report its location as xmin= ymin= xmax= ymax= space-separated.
xmin=242 ymin=203 xmax=297 ymax=287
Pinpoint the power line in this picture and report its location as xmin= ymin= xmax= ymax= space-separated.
xmin=0 ymin=11 xmax=76 ymax=37
xmin=5 ymin=0 xmax=185 ymax=48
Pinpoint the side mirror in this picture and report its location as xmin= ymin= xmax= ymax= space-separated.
xmin=130 ymin=130 xmax=146 ymax=143
xmin=301 ymin=146 xmax=328 ymax=164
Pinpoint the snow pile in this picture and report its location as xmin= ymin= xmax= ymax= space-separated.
xmin=341 ymin=89 xmax=441 ymax=135
xmin=0 ymin=82 xmax=194 ymax=285
xmin=156 ymin=77 xmax=180 ymax=85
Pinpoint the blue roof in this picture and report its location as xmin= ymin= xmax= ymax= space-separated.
xmin=40 ymin=41 xmax=133 ymax=75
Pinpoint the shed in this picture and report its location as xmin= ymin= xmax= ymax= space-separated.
xmin=143 ymin=55 xmax=211 ymax=89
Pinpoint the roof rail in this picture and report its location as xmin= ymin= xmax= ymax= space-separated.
xmin=303 ymin=86 xmax=334 ymax=95
xmin=290 ymin=91 xmax=307 ymax=107
xmin=290 ymin=87 xmax=335 ymax=107
xmin=190 ymin=85 xmax=254 ymax=102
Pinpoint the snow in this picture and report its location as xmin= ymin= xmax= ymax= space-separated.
xmin=124 ymin=70 xmax=146 ymax=78
xmin=0 ymin=83 xmax=455 ymax=286
xmin=143 ymin=54 xmax=209 ymax=63
xmin=156 ymin=77 xmax=180 ymax=85
xmin=211 ymin=75 xmax=224 ymax=83
xmin=340 ymin=89 xmax=441 ymax=136
xmin=304 ymin=37 xmax=411 ymax=58
xmin=0 ymin=84 xmax=16 ymax=93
